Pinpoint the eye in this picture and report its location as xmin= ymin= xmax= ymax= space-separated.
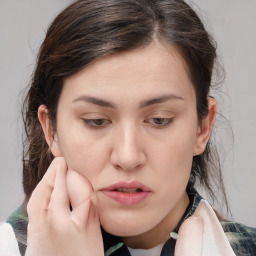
xmin=82 ymin=119 xmax=111 ymax=128
xmin=145 ymin=118 xmax=173 ymax=127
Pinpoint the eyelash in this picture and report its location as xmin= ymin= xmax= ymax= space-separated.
xmin=82 ymin=119 xmax=111 ymax=128
xmin=82 ymin=118 xmax=173 ymax=128
xmin=145 ymin=118 xmax=173 ymax=127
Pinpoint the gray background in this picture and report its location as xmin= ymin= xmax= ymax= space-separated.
xmin=0 ymin=0 xmax=255 ymax=226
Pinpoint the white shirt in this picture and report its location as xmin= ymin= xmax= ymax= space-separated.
xmin=0 ymin=222 xmax=20 ymax=256
xmin=127 ymin=242 xmax=165 ymax=256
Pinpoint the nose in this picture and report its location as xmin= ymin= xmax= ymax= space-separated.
xmin=110 ymin=123 xmax=146 ymax=171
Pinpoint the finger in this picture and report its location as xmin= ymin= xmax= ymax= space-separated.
xmin=67 ymin=170 xmax=93 ymax=208
xmin=48 ymin=157 xmax=69 ymax=214
xmin=27 ymin=158 xmax=58 ymax=221
xmin=86 ymin=201 xmax=104 ymax=255
xmin=175 ymin=216 xmax=203 ymax=256
xmin=87 ymin=200 xmax=100 ymax=229
xmin=67 ymin=170 xmax=93 ymax=226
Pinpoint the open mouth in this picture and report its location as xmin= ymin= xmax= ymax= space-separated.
xmin=114 ymin=188 xmax=143 ymax=193
xmin=102 ymin=181 xmax=151 ymax=205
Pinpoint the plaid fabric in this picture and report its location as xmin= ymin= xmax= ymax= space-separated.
xmin=6 ymin=189 xmax=256 ymax=256
xmin=221 ymin=220 xmax=256 ymax=256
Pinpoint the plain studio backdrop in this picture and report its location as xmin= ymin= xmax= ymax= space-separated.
xmin=0 ymin=0 xmax=255 ymax=227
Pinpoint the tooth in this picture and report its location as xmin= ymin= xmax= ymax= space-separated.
xmin=116 ymin=188 xmax=139 ymax=193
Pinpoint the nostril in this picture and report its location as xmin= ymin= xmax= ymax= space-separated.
xmin=110 ymin=142 xmax=146 ymax=171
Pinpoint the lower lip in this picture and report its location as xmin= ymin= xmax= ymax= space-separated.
xmin=102 ymin=190 xmax=151 ymax=205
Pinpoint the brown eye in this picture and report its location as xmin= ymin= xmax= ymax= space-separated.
xmin=83 ymin=119 xmax=111 ymax=128
xmin=153 ymin=118 xmax=167 ymax=125
xmin=93 ymin=119 xmax=106 ymax=125
xmin=146 ymin=118 xmax=173 ymax=127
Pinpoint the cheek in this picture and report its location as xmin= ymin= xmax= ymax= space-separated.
xmin=148 ymin=128 xmax=197 ymax=190
xmin=149 ymin=129 xmax=196 ymax=170
xmin=57 ymin=130 xmax=110 ymax=182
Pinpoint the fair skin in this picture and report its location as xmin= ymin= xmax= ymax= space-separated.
xmin=26 ymin=41 xmax=216 ymax=255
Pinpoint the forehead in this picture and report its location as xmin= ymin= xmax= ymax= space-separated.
xmin=62 ymin=41 xmax=195 ymax=103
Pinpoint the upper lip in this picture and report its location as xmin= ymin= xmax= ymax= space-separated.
xmin=101 ymin=181 xmax=152 ymax=192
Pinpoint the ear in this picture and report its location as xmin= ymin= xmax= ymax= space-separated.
xmin=193 ymin=97 xmax=216 ymax=156
xmin=38 ymin=104 xmax=62 ymax=157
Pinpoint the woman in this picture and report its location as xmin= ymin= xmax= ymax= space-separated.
xmin=1 ymin=0 xmax=255 ymax=255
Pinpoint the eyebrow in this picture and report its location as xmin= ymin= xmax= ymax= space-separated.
xmin=72 ymin=94 xmax=184 ymax=109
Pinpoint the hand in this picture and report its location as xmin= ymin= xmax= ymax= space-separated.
xmin=25 ymin=157 xmax=104 ymax=256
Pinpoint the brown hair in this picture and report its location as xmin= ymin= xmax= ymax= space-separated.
xmin=22 ymin=0 xmax=227 ymax=207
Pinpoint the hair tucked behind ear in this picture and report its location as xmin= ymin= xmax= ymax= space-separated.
xmin=22 ymin=0 xmax=228 ymax=211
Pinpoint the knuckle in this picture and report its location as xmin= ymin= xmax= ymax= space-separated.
xmin=52 ymin=157 xmax=66 ymax=169
xmin=43 ymin=179 xmax=54 ymax=193
xmin=26 ymin=199 xmax=33 ymax=217
xmin=47 ymin=200 xmax=54 ymax=213
xmin=70 ymin=215 xmax=83 ymax=230
xmin=26 ymin=190 xmax=38 ymax=217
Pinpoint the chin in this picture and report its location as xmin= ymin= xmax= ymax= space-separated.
xmin=99 ymin=211 xmax=156 ymax=237
xmin=102 ymin=222 xmax=146 ymax=237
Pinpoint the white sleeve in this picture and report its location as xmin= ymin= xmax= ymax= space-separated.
xmin=0 ymin=222 xmax=21 ymax=256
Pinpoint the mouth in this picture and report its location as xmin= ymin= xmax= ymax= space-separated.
xmin=101 ymin=181 xmax=152 ymax=205
xmin=113 ymin=188 xmax=143 ymax=193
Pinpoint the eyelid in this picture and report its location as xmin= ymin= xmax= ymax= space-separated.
xmin=80 ymin=112 xmax=109 ymax=118
xmin=82 ymin=118 xmax=111 ymax=128
xmin=145 ymin=110 xmax=174 ymax=119
xmin=143 ymin=117 xmax=174 ymax=128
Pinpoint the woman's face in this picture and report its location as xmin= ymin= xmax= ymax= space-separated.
xmin=48 ymin=42 xmax=209 ymax=239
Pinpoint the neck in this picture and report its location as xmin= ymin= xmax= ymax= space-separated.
xmin=123 ymin=192 xmax=189 ymax=249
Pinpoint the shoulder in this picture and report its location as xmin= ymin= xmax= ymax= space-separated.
xmin=188 ymin=189 xmax=256 ymax=256
xmin=0 ymin=222 xmax=21 ymax=256
xmin=3 ymin=205 xmax=28 ymax=256
xmin=221 ymin=220 xmax=256 ymax=256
